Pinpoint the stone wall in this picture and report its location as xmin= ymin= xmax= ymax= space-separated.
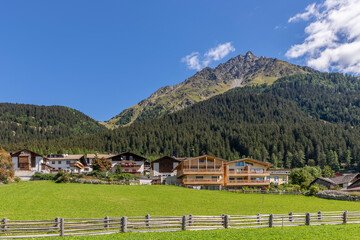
xmin=316 ymin=190 xmax=360 ymax=201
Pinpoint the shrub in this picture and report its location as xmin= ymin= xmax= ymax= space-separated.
xmin=14 ymin=177 xmax=21 ymax=183
xmin=54 ymin=171 xmax=71 ymax=183
xmin=308 ymin=185 xmax=320 ymax=196
xmin=33 ymin=173 xmax=55 ymax=180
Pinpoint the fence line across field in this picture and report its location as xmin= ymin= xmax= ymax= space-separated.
xmin=1 ymin=210 xmax=360 ymax=239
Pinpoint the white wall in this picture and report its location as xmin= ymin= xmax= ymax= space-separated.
xmin=12 ymin=157 xmax=19 ymax=170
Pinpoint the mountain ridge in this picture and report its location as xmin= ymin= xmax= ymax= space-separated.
xmin=107 ymin=51 xmax=317 ymax=127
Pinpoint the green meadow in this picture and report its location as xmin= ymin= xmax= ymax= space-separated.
xmin=0 ymin=181 xmax=359 ymax=220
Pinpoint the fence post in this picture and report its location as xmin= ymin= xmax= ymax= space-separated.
xmin=146 ymin=214 xmax=150 ymax=227
xmin=343 ymin=210 xmax=348 ymax=224
xmin=305 ymin=213 xmax=310 ymax=225
xmin=189 ymin=214 xmax=193 ymax=226
xmin=317 ymin=211 xmax=322 ymax=221
xmin=289 ymin=212 xmax=293 ymax=222
xmin=269 ymin=214 xmax=273 ymax=228
xmin=224 ymin=215 xmax=229 ymax=229
xmin=105 ymin=216 xmax=110 ymax=229
xmin=55 ymin=217 xmax=60 ymax=230
xmin=121 ymin=216 xmax=128 ymax=233
xmin=257 ymin=213 xmax=261 ymax=225
xmin=182 ymin=215 xmax=187 ymax=230
xmin=2 ymin=218 xmax=7 ymax=233
xmin=60 ymin=218 xmax=64 ymax=237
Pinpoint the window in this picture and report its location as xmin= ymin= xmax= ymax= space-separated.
xmin=237 ymin=178 xmax=243 ymax=180
xmin=196 ymin=176 xmax=203 ymax=179
xmin=245 ymin=162 xmax=253 ymax=166
xmin=129 ymin=156 xmax=133 ymax=160
xmin=235 ymin=162 xmax=244 ymax=166
xmin=266 ymin=176 xmax=270 ymax=180
xmin=66 ymin=161 xmax=70 ymax=165
xmin=274 ymin=176 xmax=279 ymax=181
xmin=58 ymin=161 xmax=61 ymax=164
xmin=199 ymin=159 xmax=204 ymax=163
xmin=211 ymin=176 xmax=217 ymax=179
xmin=52 ymin=161 xmax=55 ymax=164
xmin=229 ymin=169 xmax=234 ymax=171
xmin=229 ymin=178 xmax=235 ymax=180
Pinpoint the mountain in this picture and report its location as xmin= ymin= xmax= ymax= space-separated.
xmin=0 ymin=103 xmax=106 ymax=145
xmin=108 ymin=51 xmax=316 ymax=126
xmin=8 ymin=73 xmax=360 ymax=171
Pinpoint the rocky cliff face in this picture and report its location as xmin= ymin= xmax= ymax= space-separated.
xmin=107 ymin=51 xmax=316 ymax=126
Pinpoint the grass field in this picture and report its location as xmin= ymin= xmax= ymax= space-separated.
xmin=25 ymin=224 xmax=360 ymax=240
xmin=1 ymin=181 xmax=360 ymax=220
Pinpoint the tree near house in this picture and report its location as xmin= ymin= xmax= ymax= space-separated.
xmin=0 ymin=148 xmax=14 ymax=183
xmin=92 ymin=157 xmax=112 ymax=172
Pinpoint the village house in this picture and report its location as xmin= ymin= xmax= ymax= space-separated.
xmin=310 ymin=173 xmax=360 ymax=189
xmin=10 ymin=149 xmax=48 ymax=172
xmin=269 ymin=169 xmax=291 ymax=185
xmin=225 ymin=158 xmax=272 ymax=190
xmin=108 ymin=152 xmax=147 ymax=175
xmin=174 ymin=155 xmax=226 ymax=190
xmin=47 ymin=154 xmax=85 ymax=173
xmin=151 ymin=156 xmax=183 ymax=177
xmin=150 ymin=156 xmax=185 ymax=184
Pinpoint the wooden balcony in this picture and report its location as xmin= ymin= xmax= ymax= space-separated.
xmin=177 ymin=168 xmax=224 ymax=177
xmin=227 ymin=170 xmax=270 ymax=176
xmin=226 ymin=180 xmax=270 ymax=186
xmin=183 ymin=179 xmax=224 ymax=185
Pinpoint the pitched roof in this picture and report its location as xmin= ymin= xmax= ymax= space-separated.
xmin=86 ymin=154 xmax=115 ymax=159
xmin=109 ymin=152 xmax=147 ymax=160
xmin=331 ymin=174 xmax=359 ymax=185
xmin=152 ymin=156 xmax=183 ymax=163
xmin=47 ymin=154 xmax=84 ymax=161
xmin=228 ymin=158 xmax=273 ymax=167
xmin=311 ymin=174 xmax=360 ymax=186
xmin=9 ymin=149 xmax=44 ymax=158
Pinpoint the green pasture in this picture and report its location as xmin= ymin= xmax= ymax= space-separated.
xmin=0 ymin=181 xmax=359 ymax=220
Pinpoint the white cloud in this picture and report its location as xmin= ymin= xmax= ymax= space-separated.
xmin=286 ymin=0 xmax=360 ymax=74
xmin=182 ymin=42 xmax=235 ymax=71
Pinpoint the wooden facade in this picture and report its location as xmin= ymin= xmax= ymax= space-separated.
xmin=150 ymin=156 xmax=182 ymax=177
xmin=10 ymin=149 xmax=46 ymax=172
xmin=174 ymin=155 xmax=226 ymax=190
xmin=225 ymin=158 xmax=272 ymax=189
xmin=174 ymin=156 xmax=272 ymax=190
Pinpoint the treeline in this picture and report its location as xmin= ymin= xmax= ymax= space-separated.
xmin=0 ymin=103 xmax=106 ymax=144
xmin=4 ymin=73 xmax=360 ymax=171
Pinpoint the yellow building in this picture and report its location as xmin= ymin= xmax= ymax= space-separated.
xmin=269 ymin=169 xmax=291 ymax=185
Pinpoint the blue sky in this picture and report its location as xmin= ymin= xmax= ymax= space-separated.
xmin=0 ymin=0 xmax=347 ymax=121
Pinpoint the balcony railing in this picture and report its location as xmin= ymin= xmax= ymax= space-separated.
xmin=226 ymin=180 xmax=270 ymax=185
xmin=227 ymin=170 xmax=270 ymax=176
xmin=177 ymin=168 xmax=224 ymax=177
xmin=183 ymin=179 xmax=224 ymax=185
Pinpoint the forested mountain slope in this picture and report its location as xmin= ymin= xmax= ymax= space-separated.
xmin=0 ymin=103 xmax=106 ymax=145
xmin=108 ymin=51 xmax=316 ymax=126
xmin=5 ymin=73 xmax=360 ymax=171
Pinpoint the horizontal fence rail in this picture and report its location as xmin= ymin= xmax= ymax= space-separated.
xmin=1 ymin=210 xmax=359 ymax=239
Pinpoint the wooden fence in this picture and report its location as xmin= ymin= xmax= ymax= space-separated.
xmin=1 ymin=211 xmax=360 ymax=239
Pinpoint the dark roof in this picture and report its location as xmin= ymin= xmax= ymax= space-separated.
xmin=152 ymin=156 xmax=183 ymax=163
xmin=9 ymin=149 xmax=44 ymax=158
xmin=331 ymin=174 xmax=359 ymax=185
xmin=311 ymin=174 xmax=360 ymax=186
xmin=109 ymin=152 xmax=147 ymax=160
